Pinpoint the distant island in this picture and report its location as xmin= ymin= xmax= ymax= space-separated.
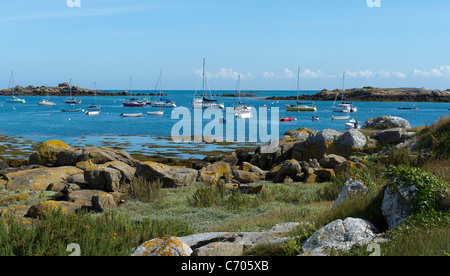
xmin=0 ymin=82 xmax=166 ymax=97
xmin=266 ymin=87 xmax=450 ymax=102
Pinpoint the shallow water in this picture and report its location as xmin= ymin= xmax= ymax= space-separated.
xmin=0 ymin=91 xmax=448 ymax=160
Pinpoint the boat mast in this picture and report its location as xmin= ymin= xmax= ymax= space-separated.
xmin=297 ymin=67 xmax=300 ymax=103
xmin=341 ymin=72 xmax=345 ymax=102
xmin=202 ymin=58 xmax=206 ymax=98
xmin=8 ymin=70 xmax=14 ymax=97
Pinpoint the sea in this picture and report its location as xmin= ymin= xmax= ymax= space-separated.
xmin=1 ymin=90 xmax=449 ymax=160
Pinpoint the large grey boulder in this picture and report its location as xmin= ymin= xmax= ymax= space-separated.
xmin=362 ymin=116 xmax=411 ymax=130
xmin=299 ymin=129 xmax=341 ymax=161
xmin=301 ymin=217 xmax=379 ymax=255
xmin=332 ymin=178 xmax=368 ymax=209
xmin=374 ymin=128 xmax=407 ymax=144
xmin=381 ymin=184 xmax=418 ymax=229
xmin=84 ymin=161 xmax=136 ymax=193
xmin=335 ymin=129 xmax=367 ymax=157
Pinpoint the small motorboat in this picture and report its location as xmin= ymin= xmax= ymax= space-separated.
xmin=280 ymin=117 xmax=293 ymax=122
xmin=147 ymin=111 xmax=164 ymax=116
xmin=397 ymin=107 xmax=419 ymax=110
xmin=345 ymin=119 xmax=361 ymax=129
xmin=120 ymin=113 xmax=142 ymax=117
xmin=61 ymin=108 xmax=81 ymax=112
xmin=312 ymin=115 xmax=320 ymax=121
xmin=331 ymin=115 xmax=350 ymax=120
xmin=85 ymin=110 xmax=100 ymax=116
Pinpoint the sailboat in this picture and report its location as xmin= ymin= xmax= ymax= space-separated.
xmin=233 ymin=75 xmax=252 ymax=119
xmin=38 ymin=88 xmax=56 ymax=106
xmin=86 ymin=82 xmax=101 ymax=111
xmin=286 ymin=68 xmax=316 ymax=112
xmin=5 ymin=71 xmax=26 ymax=104
xmin=123 ymin=77 xmax=145 ymax=107
xmin=331 ymin=72 xmax=357 ymax=113
xmin=151 ymin=71 xmax=176 ymax=108
xmin=148 ymin=71 xmax=164 ymax=116
xmin=64 ymin=79 xmax=82 ymax=104
xmin=192 ymin=58 xmax=224 ymax=109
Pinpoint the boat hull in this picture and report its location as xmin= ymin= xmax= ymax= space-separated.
xmin=61 ymin=108 xmax=81 ymax=112
xmin=120 ymin=113 xmax=142 ymax=117
xmin=286 ymin=105 xmax=316 ymax=112
xmin=147 ymin=111 xmax=164 ymax=116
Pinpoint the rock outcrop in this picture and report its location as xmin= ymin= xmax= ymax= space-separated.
xmin=135 ymin=161 xmax=199 ymax=188
xmin=301 ymin=217 xmax=379 ymax=255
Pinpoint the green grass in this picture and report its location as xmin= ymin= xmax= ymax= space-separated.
xmin=0 ymin=210 xmax=194 ymax=256
xmin=1 ymin=157 xmax=449 ymax=256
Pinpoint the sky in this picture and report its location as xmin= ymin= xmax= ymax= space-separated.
xmin=1 ymin=0 xmax=450 ymax=90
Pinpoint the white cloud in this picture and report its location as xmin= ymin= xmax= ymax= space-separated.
xmin=194 ymin=68 xmax=253 ymax=80
xmin=392 ymin=71 xmax=407 ymax=78
xmin=344 ymin=69 xmax=407 ymax=79
xmin=413 ymin=65 xmax=450 ymax=78
xmin=262 ymin=68 xmax=324 ymax=79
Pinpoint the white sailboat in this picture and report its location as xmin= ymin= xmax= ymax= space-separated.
xmin=148 ymin=71 xmax=164 ymax=116
xmin=286 ymin=67 xmax=316 ymax=112
xmin=86 ymin=82 xmax=101 ymax=111
xmin=233 ymin=75 xmax=252 ymax=119
xmin=192 ymin=58 xmax=224 ymax=109
xmin=331 ymin=72 xmax=356 ymax=113
xmin=64 ymin=79 xmax=82 ymax=104
xmin=5 ymin=71 xmax=26 ymax=104
xmin=151 ymin=71 xmax=176 ymax=108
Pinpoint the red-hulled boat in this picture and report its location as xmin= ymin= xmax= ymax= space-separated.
xmin=280 ymin=117 xmax=293 ymax=122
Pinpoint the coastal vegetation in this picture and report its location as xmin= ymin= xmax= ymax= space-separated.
xmin=0 ymin=116 xmax=449 ymax=256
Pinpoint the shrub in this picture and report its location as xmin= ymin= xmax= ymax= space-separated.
xmin=384 ymin=166 xmax=450 ymax=224
xmin=129 ymin=177 xmax=164 ymax=203
xmin=418 ymin=116 xmax=450 ymax=159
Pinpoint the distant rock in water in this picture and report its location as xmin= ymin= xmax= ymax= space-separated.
xmin=265 ymin=87 xmax=450 ymax=102
xmin=0 ymin=83 xmax=127 ymax=97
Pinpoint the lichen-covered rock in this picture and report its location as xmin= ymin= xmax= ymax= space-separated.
xmin=91 ymin=192 xmax=117 ymax=212
xmin=198 ymin=161 xmax=233 ymax=185
xmin=26 ymin=200 xmax=83 ymax=218
xmin=56 ymin=147 xmax=137 ymax=167
xmin=335 ymin=129 xmax=367 ymax=158
xmin=131 ymin=236 xmax=193 ymax=256
xmin=136 ymin=161 xmax=199 ymax=188
xmin=319 ymin=154 xmax=347 ymax=170
xmin=314 ymin=168 xmax=335 ymax=182
xmin=232 ymin=170 xmax=262 ymax=183
xmin=301 ymin=217 xmax=379 ymax=255
xmin=29 ymin=140 xmax=71 ymax=166
xmin=334 ymin=160 xmax=366 ymax=174
xmin=5 ymin=166 xmax=83 ymax=191
xmin=272 ymin=159 xmax=303 ymax=183
xmin=84 ymin=160 xmax=136 ymax=193
xmin=297 ymin=129 xmax=341 ymax=161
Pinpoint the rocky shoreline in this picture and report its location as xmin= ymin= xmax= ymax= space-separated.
xmin=1 ymin=115 xmax=448 ymax=256
xmin=266 ymin=87 xmax=450 ymax=102
xmin=0 ymin=83 xmax=167 ymax=97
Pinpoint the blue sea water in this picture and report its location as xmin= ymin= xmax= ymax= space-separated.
xmin=0 ymin=90 xmax=449 ymax=159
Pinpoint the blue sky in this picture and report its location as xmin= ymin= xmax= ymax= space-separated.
xmin=1 ymin=0 xmax=450 ymax=90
